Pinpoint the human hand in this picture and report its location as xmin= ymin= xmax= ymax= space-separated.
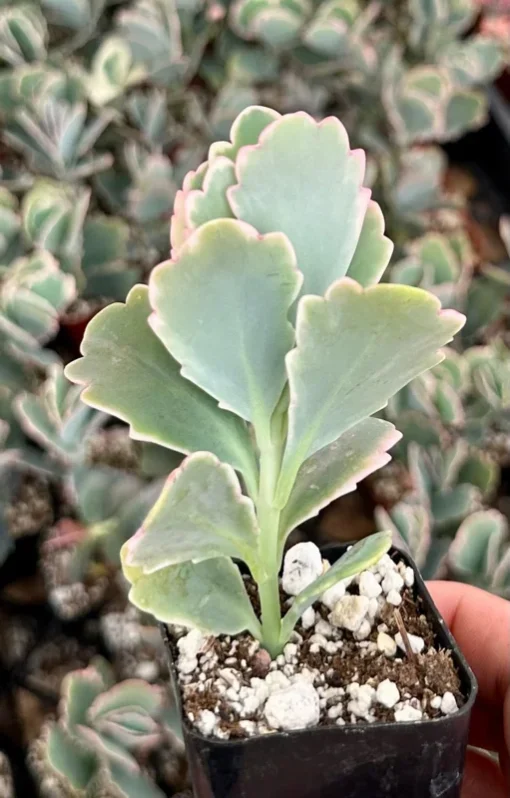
xmin=427 ymin=582 xmax=510 ymax=798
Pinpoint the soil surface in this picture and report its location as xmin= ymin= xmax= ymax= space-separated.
xmin=171 ymin=548 xmax=463 ymax=740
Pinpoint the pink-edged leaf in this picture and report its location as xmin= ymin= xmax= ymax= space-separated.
xmin=61 ymin=667 xmax=108 ymax=730
xmin=228 ymin=111 xmax=371 ymax=298
xmin=123 ymin=452 xmax=259 ymax=575
xmin=77 ymin=724 xmax=140 ymax=772
xmin=279 ymin=418 xmax=401 ymax=545
xmin=88 ymin=680 xmax=164 ymax=722
xmin=276 ymin=278 xmax=465 ymax=506
xmin=150 ymin=219 xmax=301 ymax=431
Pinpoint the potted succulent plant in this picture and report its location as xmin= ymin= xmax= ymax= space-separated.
xmin=66 ymin=107 xmax=476 ymax=798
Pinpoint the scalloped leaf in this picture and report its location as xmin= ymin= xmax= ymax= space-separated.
xmin=89 ymin=682 xmax=163 ymax=722
xmin=94 ymin=712 xmax=160 ymax=751
xmin=62 ymin=668 xmax=106 ymax=729
xmin=346 ymin=200 xmax=393 ymax=286
xmin=123 ymin=555 xmax=262 ymax=638
xmin=449 ymin=510 xmax=508 ymax=580
xmin=109 ymin=760 xmax=165 ymax=798
xmin=280 ymin=532 xmax=392 ymax=642
xmin=280 ymin=418 xmax=401 ymax=542
xmin=443 ymin=89 xmax=486 ymax=139
xmin=185 ymin=157 xmax=236 ymax=229
xmin=376 ymin=503 xmax=431 ymax=570
xmin=124 ymin=453 xmax=259 ymax=575
xmin=208 ymin=106 xmax=281 ymax=163
xmin=47 ymin=724 xmax=98 ymax=791
xmin=276 ymin=278 xmax=465 ymax=505
xmin=65 ymin=286 xmax=257 ymax=492
xmin=150 ymin=219 xmax=301 ymax=431
xmin=228 ymin=112 xmax=370 ymax=298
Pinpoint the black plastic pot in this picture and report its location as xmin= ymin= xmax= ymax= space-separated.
xmin=163 ymin=543 xmax=477 ymax=798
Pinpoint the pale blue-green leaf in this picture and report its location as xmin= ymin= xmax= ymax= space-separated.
xmin=64 ymin=286 xmax=257 ymax=491
xmin=185 ymin=157 xmax=236 ymax=229
xmin=375 ymin=503 xmax=431 ymax=570
xmin=123 ymin=555 xmax=261 ymax=638
xmin=444 ymin=89 xmax=486 ymax=139
xmin=150 ymin=219 xmax=301 ymax=429
xmin=47 ymin=724 xmax=98 ymax=790
xmin=449 ymin=510 xmax=507 ymax=580
xmin=109 ymin=760 xmax=165 ymax=798
xmin=89 ymin=681 xmax=162 ymax=722
xmin=124 ymin=452 xmax=259 ymax=575
xmin=346 ymin=200 xmax=393 ymax=286
xmin=228 ymin=112 xmax=370 ymax=298
xmin=280 ymin=418 xmax=401 ymax=543
xmin=280 ymin=532 xmax=392 ymax=643
xmin=276 ymin=279 xmax=465 ymax=505
xmin=209 ymin=105 xmax=281 ymax=163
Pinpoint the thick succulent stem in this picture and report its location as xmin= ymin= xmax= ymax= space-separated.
xmin=256 ymin=432 xmax=284 ymax=658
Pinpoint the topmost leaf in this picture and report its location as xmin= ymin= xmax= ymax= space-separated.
xmin=171 ymin=107 xmax=392 ymax=297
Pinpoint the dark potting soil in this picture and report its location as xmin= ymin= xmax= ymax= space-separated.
xmin=170 ymin=552 xmax=463 ymax=741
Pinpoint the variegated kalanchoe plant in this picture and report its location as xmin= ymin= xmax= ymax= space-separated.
xmin=44 ymin=658 xmax=175 ymax=797
xmin=66 ymin=107 xmax=465 ymax=656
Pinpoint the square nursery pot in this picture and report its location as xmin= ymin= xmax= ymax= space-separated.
xmin=163 ymin=543 xmax=477 ymax=798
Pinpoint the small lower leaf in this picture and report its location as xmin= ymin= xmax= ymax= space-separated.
xmin=124 ymin=452 xmax=260 ymax=575
xmin=279 ymin=532 xmax=392 ymax=643
xmin=123 ymin=555 xmax=262 ymax=638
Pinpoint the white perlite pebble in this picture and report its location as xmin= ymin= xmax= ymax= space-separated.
xmin=376 ymin=680 xmax=400 ymax=709
xmin=265 ymin=671 xmax=290 ymax=694
xmin=395 ymin=632 xmax=425 ymax=655
xmin=264 ymin=683 xmax=320 ymax=731
xmin=386 ymin=589 xmax=402 ymax=606
xmin=177 ymin=629 xmax=207 ymax=674
xmin=330 ymin=595 xmax=370 ymax=632
xmin=196 ymin=710 xmax=218 ymax=736
xmin=347 ymin=684 xmax=376 ymax=719
xmin=359 ymin=571 xmax=382 ymax=599
xmin=354 ymin=619 xmax=372 ymax=641
xmin=301 ymin=607 xmax=316 ymax=629
xmin=382 ymin=570 xmax=404 ymax=595
xmin=282 ymin=542 xmax=323 ymax=596
xmin=404 ymin=567 xmax=415 ymax=587
xmin=430 ymin=696 xmax=442 ymax=710
xmin=218 ymin=668 xmax=241 ymax=692
xmin=315 ymin=619 xmax=333 ymax=637
xmin=394 ymin=703 xmax=423 ymax=722
xmin=441 ymin=692 xmax=458 ymax=715
xmin=320 ymin=581 xmax=346 ymax=609
xmin=377 ymin=632 xmax=397 ymax=658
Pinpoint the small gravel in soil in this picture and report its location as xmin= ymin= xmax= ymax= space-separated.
xmin=172 ymin=545 xmax=463 ymax=740
xmin=5 ymin=474 xmax=54 ymax=539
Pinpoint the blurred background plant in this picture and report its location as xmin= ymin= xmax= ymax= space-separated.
xmin=1 ymin=0 xmax=510 ymax=794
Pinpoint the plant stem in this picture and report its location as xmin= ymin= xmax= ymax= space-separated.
xmin=256 ymin=431 xmax=284 ymax=658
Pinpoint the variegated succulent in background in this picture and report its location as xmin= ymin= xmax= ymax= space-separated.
xmin=32 ymin=657 xmax=182 ymax=798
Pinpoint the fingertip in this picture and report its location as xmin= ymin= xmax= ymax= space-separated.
xmin=426 ymin=581 xmax=510 ymax=709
